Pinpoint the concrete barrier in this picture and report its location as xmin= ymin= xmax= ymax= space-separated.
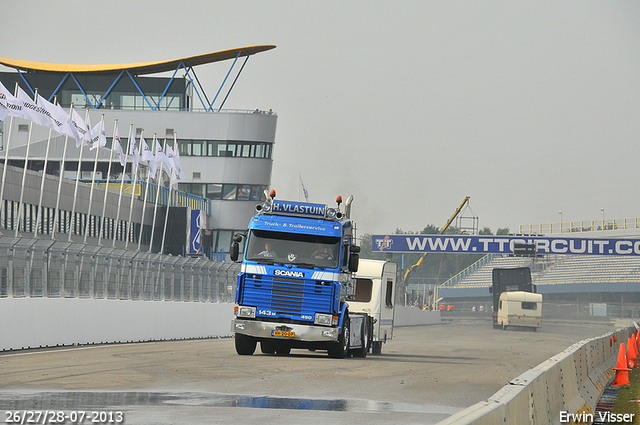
xmin=0 ymin=298 xmax=234 ymax=351
xmin=437 ymin=326 xmax=635 ymax=425
xmin=0 ymin=299 xmax=441 ymax=352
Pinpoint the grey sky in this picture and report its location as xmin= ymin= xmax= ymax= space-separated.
xmin=3 ymin=1 xmax=640 ymax=236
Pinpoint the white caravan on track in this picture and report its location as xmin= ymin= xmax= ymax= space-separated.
xmin=349 ymin=259 xmax=397 ymax=354
xmin=496 ymin=291 xmax=542 ymax=331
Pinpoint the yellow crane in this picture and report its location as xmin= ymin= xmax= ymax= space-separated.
xmin=402 ymin=196 xmax=471 ymax=283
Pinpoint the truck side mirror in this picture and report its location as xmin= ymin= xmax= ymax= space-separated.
xmin=348 ymin=253 xmax=359 ymax=273
xmin=348 ymin=245 xmax=360 ymax=272
xmin=230 ymin=233 xmax=244 ymax=262
xmin=230 ymin=243 xmax=239 ymax=262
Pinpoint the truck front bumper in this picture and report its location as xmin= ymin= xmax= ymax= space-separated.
xmin=232 ymin=319 xmax=339 ymax=342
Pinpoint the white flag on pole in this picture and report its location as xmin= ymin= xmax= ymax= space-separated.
xmin=155 ymin=139 xmax=172 ymax=173
xmin=169 ymin=140 xmax=186 ymax=181
xmin=165 ymin=144 xmax=184 ymax=179
xmin=35 ymin=94 xmax=81 ymax=141
xmin=89 ymin=120 xmax=106 ymax=150
xmin=113 ymin=124 xmax=126 ymax=166
xmin=16 ymin=87 xmax=50 ymax=127
xmin=165 ymin=144 xmax=185 ymax=189
xmin=0 ymin=81 xmax=27 ymax=120
xmin=140 ymin=137 xmax=157 ymax=177
xmin=0 ymin=97 xmax=9 ymax=121
xmin=128 ymin=132 xmax=139 ymax=173
xmin=71 ymin=109 xmax=91 ymax=147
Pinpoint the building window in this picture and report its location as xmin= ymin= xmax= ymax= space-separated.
xmin=179 ymin=183 xmax=267 ymax=202
xmin=192 ymin=140 xmax=204 ymax=156
xmin=176 ymin=140 xmax=273 ymax=159
xmin=237 ymin=185 xmax=250 ymax=200
xmin=207 ymin=184 xmax=222 ymax=200
xmin=222 ymin=184 xmax=237 ymax=200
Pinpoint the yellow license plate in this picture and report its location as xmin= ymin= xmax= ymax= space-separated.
xmin=272 ymin=330 xmax=295 ymax=338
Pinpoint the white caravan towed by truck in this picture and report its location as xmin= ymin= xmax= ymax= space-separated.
xmin=496 ymin=291 xmax=542 ymax=331
xmin=350 ymin=259 xmax=397 ymax=354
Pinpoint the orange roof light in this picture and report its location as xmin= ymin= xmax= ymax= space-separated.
xmin=336 ymin=196 xmax=342 ymax=206
xmin=270 ymin=190 xmax=276 ymax=199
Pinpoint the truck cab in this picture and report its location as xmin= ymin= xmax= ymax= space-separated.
xmin=231 ymin=193 xmax=365 ymax=358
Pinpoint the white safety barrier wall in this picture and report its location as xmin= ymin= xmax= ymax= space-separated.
xmin=437 ymin=326 xmax=634 ymax=425
xmin=0 ymin=236 xmax=241 ymax=351
xmin=1 ymin=298 xmax=235 ymax=351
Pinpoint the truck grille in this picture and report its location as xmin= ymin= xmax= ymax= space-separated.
xmin=271 ymin=277 xmax=304 ymax=314
xmin=242 ymin=275 xmax=333 ymax=317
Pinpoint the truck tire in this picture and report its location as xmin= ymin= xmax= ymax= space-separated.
xmin=235 ymin=333 xmax=257 ymax=355
xmin=352 ymin=320 xmax=368 ymax=358
xmin=260 ymin=340 xmax=276 ymax=354
xmin=328 ymin=313 xmax=350 ymax=359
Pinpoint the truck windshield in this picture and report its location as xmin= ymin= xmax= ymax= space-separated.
xmin=245 ymin=229 xmax=341 ymax=269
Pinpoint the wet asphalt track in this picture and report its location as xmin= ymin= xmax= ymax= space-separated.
xmin=0 ymin=316 xmax=618 ymax=424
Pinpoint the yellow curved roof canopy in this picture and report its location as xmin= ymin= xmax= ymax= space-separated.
xmin=0 ymin=45 xmax=276 ymax=75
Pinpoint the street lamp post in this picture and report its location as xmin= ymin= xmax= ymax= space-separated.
xmin=559 ymin=211 xmax=563 ymax=233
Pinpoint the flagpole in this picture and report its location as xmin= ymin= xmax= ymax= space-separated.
xmin=137 ymin=133 xmax=155 ymax=251
xmin=83 ymin=114 xmax=105 ymax=244
xmin=0 ymin=82 xmax=20 ymax=235
xmin=34 ymin=96 xmax=65 ymax=239
xmin=115 ymin=124 xmax=134 ymax=248
xmin=160 ymin=132 xmax=178 ymax=257
xmin=148 ymin=135 xmax=167 ymax=254
xmin=97 ymin=119 xmax=118 ymax=246
xmin=15 ymin=88 xmax=39 ymax=237
xmin=68 ymin=109 xmax=90 ymax=242
xmin=127 ymin=129 xmax=143 ymax=250
xmin=51 ymin=104 xmax=75 ymax=240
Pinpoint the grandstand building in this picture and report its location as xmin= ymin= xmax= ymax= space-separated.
xmin=0 ymin=46 xmax=277 ymax=254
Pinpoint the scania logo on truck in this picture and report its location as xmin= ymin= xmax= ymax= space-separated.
xmin=274 ymin=270 xmax=305 ymax=278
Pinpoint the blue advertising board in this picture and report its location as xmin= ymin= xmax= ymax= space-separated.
xmin=189 ymin=210 xmax=204 ymax=254
xmin=372 ymin=234 xmax=640 ymax=256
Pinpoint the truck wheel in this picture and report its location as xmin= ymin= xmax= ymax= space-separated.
xmin=352 ymin=322 xmax=368 ymax=358
xmin=372 ymin=341 xmax=382 ymax=355
xmin=260 ymin=340 xmax=276 ymax=354
xmin=235 ymin=334 xmax=257 ymax=355
xmin=502 ymin=324 xmax=508 ymax=331
xmin=328 ymin=314 xmax=350 ymax=358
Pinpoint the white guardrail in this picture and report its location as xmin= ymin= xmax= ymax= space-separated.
xmin=437 ymin=326 xmax=634 ymax=425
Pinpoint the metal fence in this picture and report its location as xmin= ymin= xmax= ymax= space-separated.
xmin=0 ymin=236 xmax=240 ymax=302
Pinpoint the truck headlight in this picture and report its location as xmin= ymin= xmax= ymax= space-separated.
xmin=236 ymin=306 xmax=256 ymax=318
xmin=314 ymin=313 xmax=334 ymax=326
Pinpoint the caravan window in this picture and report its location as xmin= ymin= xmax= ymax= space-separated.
xmin=521 ymin=302 xmax=537 ymax=310
xmin=385 ymin=280 xmax=393 ymax=307
xmin=354 ymin=279 xmax=373 ymax=302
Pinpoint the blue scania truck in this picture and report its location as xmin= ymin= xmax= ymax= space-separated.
xmin=230 ymin=191 xmax=376 ymax=358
